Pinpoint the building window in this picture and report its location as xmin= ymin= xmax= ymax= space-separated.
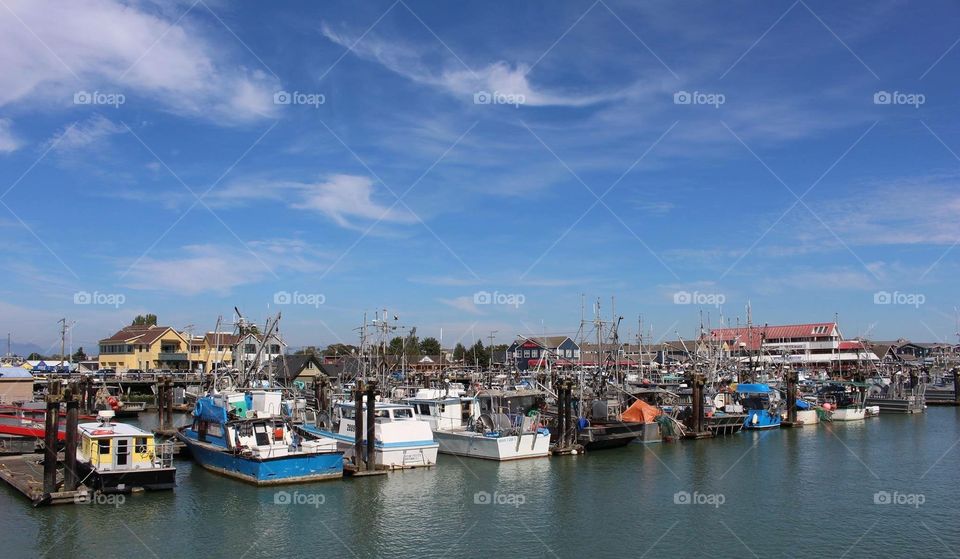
xmin=135 ymin=438 xmax=148 ymax=454
xmin=245 ymin=344 xmax=256 ymax=353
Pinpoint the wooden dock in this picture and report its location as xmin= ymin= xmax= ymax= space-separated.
xmin=0 ymin=454 xmax=88 ymax=506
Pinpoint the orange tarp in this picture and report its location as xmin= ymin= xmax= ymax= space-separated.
xmin=621 ymin=399 xmax=662 ymax=423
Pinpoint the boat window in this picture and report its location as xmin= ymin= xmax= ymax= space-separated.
xmin=392 ymin=408 xmax=413 ymax=419
xmin=98 ymin=439 xmax=110 ymax=455
xmin=253 ymin=423 xmax=270 ymax=446
xmin=135 ymin=437 xmax=148 ymax=454
xmin=340 ymin=408 xmax=355 ymax=420
xmin=375 ymin=410 xmax=390 ymax=418
xmin=208 ymin=423 xmax=224 ymax=438
xmin=416 ymin=404 xmax=432 ymax=415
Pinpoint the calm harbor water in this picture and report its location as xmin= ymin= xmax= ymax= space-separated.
xmin=3 ymin=409 xmax=960 ymax=558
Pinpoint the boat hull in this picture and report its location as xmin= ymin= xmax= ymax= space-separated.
xmin=576 ymin=422 xmax=642 ymax=450
xmin=433 ymin=430 xmax=550 ymax=460
xmin=177 ymin=432 xmax=343 ymax=485
xmin=743 ymin=409 xmax=781 ymax=430
xmin=297 ymin=425 xmax=438 ymax=469
xmin=75 ymin=461 xmax=176 ymax=493
xmin=795 ymin=409 xmax=819 ymax=425
xmin=830 ymin=408 xmax=866 ymax=422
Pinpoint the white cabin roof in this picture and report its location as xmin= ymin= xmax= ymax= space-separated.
xmin=78 ymin=421 xmax=152 ymax=438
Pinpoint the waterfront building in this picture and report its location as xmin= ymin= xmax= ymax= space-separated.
xmin=186 ymin=332 xmax=238 ymax=372
xmin=507 ymin=336 xmax=579 ymax=370
xmin=706 ymin=322 xmax=878 ymax=369
xmin=97 ymin=325 xmax=190 ymax=372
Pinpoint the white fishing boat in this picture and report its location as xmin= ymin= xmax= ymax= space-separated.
xmin=299 ymin=400 xmax=438 ymax=469
xmin=404 ymin=388 xmax=551 ymax=461
xmin=819 ymin=383 xmax=866 ymax=422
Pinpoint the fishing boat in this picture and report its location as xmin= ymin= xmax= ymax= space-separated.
xmin=298 ymin=399 xmax=438 ymax=469
xmin=0 ymin=403 xmax=97 ymax=454
xmin=76 ymin=410 xmax=176 ymax=493
xmin=736 ymin=383 xmax=782 ymax=430
xmin=404 ymin=388 xmax=551 ymax=461
xmin=818 ymin=383 xmax=866 ymax=422
xmin=177 ymin=390 xmax=343 ymax=485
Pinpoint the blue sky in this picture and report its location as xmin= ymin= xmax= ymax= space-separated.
xmin=1 ymin=0 xmax=958 ymax=355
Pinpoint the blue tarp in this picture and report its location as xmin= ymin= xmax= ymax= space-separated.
xmin=736 ymin=383 xmax=773 ymax=393
xmin=795 ymin=399 xmax=814 ymax=410
xmin=193 ymin=396 xmax=228 ymax=424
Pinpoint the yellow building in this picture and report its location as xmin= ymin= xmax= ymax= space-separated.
xmin=187 ymin=332 xmax=237 ymax=372
xmin=98 ymin=325 xmax=190 ymax=372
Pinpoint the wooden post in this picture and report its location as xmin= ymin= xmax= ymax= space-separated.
xmin=156 ymin=379 xmax=165 ymax=429
xmin=64 ymin=388 xmax=79 ymax=491
xmin=786 ymin=370 xmax=797 ymax=424
xmin=365 ymin=381 xmax=377 ymax=471
xmin=563 ymin=382 xmax=574 ymax=447
xmin=164 ymin=377 xmax=173 ymax=429
xmin=353 ymin=380 xmax=365 ymax=468
xmin=43 ymin=398 xmax=59 ymax=495
xmin=556 ymin=383 xmax=566 ymax=448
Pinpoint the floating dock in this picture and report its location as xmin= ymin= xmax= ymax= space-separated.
xmin=0 ymin=454 xmax=88 ymax=506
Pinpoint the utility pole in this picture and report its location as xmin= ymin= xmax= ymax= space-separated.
xmin=58 ymin=318 xmax=67 ymax=368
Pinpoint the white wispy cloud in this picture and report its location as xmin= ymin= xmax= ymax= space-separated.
xmin=0 ymin=0 xmax=279 ymax=123
xmin=438 ymin=296 xmax=483 ymax=315
xmin=213 ymin=174 xmax=416 ymax=229
xmin=124 ymin=239 xmax=328 ymax=295
xmin=45 ymin=114 xmax=124 ymax=152
xmin=319 ymin=22 xmax=632 ymax=107
xmin=0 ymin=118 xmax=21 ymax=153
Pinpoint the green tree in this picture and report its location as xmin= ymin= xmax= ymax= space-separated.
xmin=388 ymin=336 xmax=404 ymax=356
xmin=404 ymin=331 xmax=420 ymax=359
xmin=294 ymin=346 xmax=319 ymax=356
xmin=419 ymin=337 xmax=441 ymax=355
xmin=131 ymin=314 xmax=158 ymax=326
xmin=72 ymin=347 xmax=88 ymax=362
xmin=468 ymin=340 xmax=489 ymax=368
xmin=453 ymin=343 xmax=466 ymax=362
xmin=27 ymin=352 xmax=44 ymax=360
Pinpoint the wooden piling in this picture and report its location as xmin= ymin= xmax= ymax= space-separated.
xmin=365 ymin=381 xmax=377 ymax=472
xmin=42 ymin=399 xmax=59 ymax=495
xmin=63 ymin=390 xmax=79 ymax=491
xmin=784 ymin=370 xmax=798 ymax=427
xmin=353 ymin=380 xmax=365 ymax=469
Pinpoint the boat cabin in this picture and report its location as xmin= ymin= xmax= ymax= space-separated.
xmin=78 ymin=412 xmax=171 ymax=472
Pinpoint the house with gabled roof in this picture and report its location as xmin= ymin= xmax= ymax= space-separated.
xmin=98 ymin=325 xmax=190 ymax=372
xmin=507 ymin=335 xmax=580 ymax=370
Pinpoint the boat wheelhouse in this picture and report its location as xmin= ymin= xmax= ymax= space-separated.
xmin=177 ymin=390 xmax=343 ymax=485
xmin=299 ymin=400 xmax=438 ymax=469
xmin=736 ymin=383 xmax=782 ymax=430
xmin=817 ymin=383 xmax=866 ymax=422
xmin=76 ymin=410 xmax=176 ymax=493
xmin=404 ymin=388 xmax=551 ymax=461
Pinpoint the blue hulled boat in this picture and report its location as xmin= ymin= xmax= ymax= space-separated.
xmin=177 ymin=389 xmax=343 ymax=485
xmin=736 ymin=383 xmax=782 ymax=430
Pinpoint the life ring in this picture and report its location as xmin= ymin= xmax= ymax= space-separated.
xmin=106 ymin=396 xmax=121 ymax=411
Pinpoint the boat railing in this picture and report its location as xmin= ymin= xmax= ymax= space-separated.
xmin=155 ymin=441 xmax=175 ymax=469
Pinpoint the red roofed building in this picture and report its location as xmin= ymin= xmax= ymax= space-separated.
xmin=707 ymin=322 xmax=877 ymax=368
